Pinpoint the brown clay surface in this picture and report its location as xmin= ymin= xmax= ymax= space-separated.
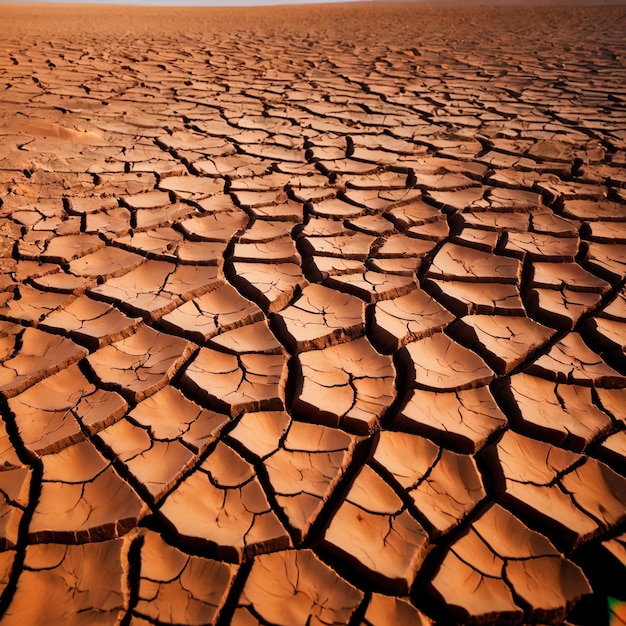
xmin=0 ymin=2 xmax=625 ymax=625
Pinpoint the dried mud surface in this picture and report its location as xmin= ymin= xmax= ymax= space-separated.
xmin=1 ymin=3 xmax=626 ymax=625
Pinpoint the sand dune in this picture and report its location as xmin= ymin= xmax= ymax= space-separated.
xmin=0 ymin=3 xmax=625 ymax=625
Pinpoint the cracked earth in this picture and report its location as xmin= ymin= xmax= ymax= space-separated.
xmin=0 ymin=3 xmax=625 ymax=625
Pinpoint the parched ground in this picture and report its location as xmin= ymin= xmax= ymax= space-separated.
xmin=0 ymin=3 xmax=626 ymax=625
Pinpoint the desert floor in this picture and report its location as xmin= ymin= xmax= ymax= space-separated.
xmin=0 ymin=2 xmax=625 ymax=625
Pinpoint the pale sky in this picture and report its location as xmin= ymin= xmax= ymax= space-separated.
xmin=4 ymin=0 xmax=367 ymax=4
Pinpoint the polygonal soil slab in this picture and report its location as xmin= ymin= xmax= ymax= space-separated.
xmin=181 ymin=347 xmax=287 ymax=417
xmin=495 ymin=430 xmax=626 ymax=548
xmin=293 ymin=336 xmax=395 ymax=434
xmin=231 ymin=262 xmax=308 ymax=313
xmin=431 ymin=504 xmax=591 ymax=623
xmin=135 ymin=531 xmax=237 ymax=625
xmin=505 ymin=373 xmax=613 ymax=451
xmin=87 ymin=325 xmax=194 ymax=402
xmin=409 ymin=219 xmax=451 ymax=241
xmin=40 ymin=295 xmax=142 ymax=349
xmin=90 ymin=260 xmax=222 ymax=321
xmin=561 ymin=199 xmax=626 ymax=221
xmin=230 ymin=190 xmax=299 ymax=213
xmin=95 ymin=418 xmax=195 ymax=503
xmin=121 ymin=190 xmax=172 ymax=209
xmin=399 ymin=332 xmax=493 ymax=391
xmin=371 ymin=288 xmax=454 ymax=353
xmin=158 ymin=441 xmax=290 ymax=560
xmin=9 ymin=363 xmax=127 ymax=456
xmin=392 ymin=386 xmax=507 ymax=453
xmin=229 ymin=412 xmax=358 ymax=540
xmin=322 ymin=464 xmax=429 ymax=593
xmin=384 ymin=199 xmax=442 ymax=229
xmin=304 ymin=255 xmax=365 ymax=282
xmin=68 ymin=246 xmax=145 ymax=280
xmin=600 ymin=289 xmax=626 ymax=321
xmin=299 ymin=232 xmax=376 ymax=260
xmin=273 ymin=283 xmax=365 ymax=352
xmin=323 ymin=271 xmax=416 ymax=303
xmin=530 ymin=261 xmax=611 ymax=293
xmin=503 ymin=231 xmax=579 ymax=261
xmin=208 ymin=320 xmax=284 ymax=355
xmin=0 ymin=466 xmax=31 ymax=549
xmin=362 ymin=594 xmax=433 ymax=626
xmin=29 ymin=439 xmax=145 ymax=543
xmin=451 ymin=314 xmax=556 ymax=374
xmin=372 ymin=430 xmax=485 ymax=535
xmin=194 ymin=154 xmax=272 ymax=178
xmin=597 ymin=387 xmax=626 ymax=423
xmin=158 ymin=175 xmax=224 ymax=200
xmin=0 ymin=322 xmax=88 ymax=398
xmin=29 ymin=270 xmax=93 ymax=294
xmin=0 ymin=285 xmax=73 ymax=326
xmin=1 ymin=539 xmax=126 ymax=626
xmin=237 ymin=218 xmax=299 ymax=244
xmin=452 ymin=226 xmax=499 ymax=253
xmin=310 ymin=196 xmax=368 ymax=219
xmin=375 ymin=233 xmax=436 ymax=259
xmin=83 ymin=207 xmax=132 ymax=237
xmin=527 ymin=287 xmax=602 ymax=330
xmin=159 ymin=283 xmax=264 ymax=343
xmin=134 ymin=203 xmax=195 ymax=231
xmin=233 ymin=549 xmax=363 ymax=625
xmin=346 ymin=214 xmax=396 ymax=235
xmin=179 ymin=210 xmax=249 ymax=242
xmin=129 ymin=385 xmax=229 ymax=454
xmin=0 ymin=417 xmax=21 ymax=468
xmin=425 ymin=279 xmax=525 ymax=316
xmin=232 ymin=235 xmax=301 ymax=264
xmin=426 ymin=243 xmax=522 ymax=283
xmin=584 ymin=242 xmax=626 ymax=284
xmin=18 ymin=233 xmax=104 ymax=264
xmin=113 ymin=228 xmax=227 ymax=265
xmin=528 ymin=332 xmax=624 ymax=386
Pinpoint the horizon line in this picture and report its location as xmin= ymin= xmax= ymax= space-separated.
xmin=2 ymin=0 xmax=626 ymax=5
